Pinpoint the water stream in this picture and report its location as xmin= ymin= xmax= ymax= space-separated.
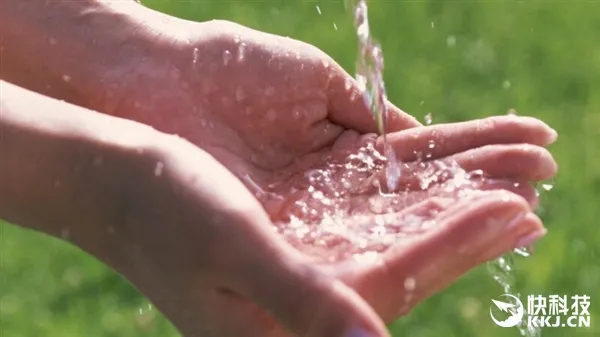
xmin=352 ymin=0 xmax=401 ymax=191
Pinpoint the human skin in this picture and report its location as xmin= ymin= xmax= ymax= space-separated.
xmin=0 ymin=81 xmax=392 ymax=337
xmin=0 ymin=1 xmax=558 ymax=337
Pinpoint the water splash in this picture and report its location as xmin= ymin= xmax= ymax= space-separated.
xmin=488 ymin=253 xmax=542 ymax=337
xmin=424 ymin=112 xmax=433 ymax=125
xmin=268 ymin=141 xmax=483 ymax=262
xmin=486 ymin=162 xmax=554 ymax=337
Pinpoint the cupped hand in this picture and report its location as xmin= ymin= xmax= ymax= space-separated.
xmin=96 ymin=20 xmax=558 ymax=336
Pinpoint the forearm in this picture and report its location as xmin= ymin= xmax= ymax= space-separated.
xmin=0 ymin=81 xmax=161 ymax=262
xmin=0 ymin=0 xmax=185 ymax=113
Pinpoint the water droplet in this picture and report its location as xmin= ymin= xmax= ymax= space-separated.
xmin=507 ymin=108 xmax=518 ymax=116
xmin=265 ymin=86 xmax=275 ymax=96
xmin=541 ymin=182 xmax=554 ymax=191
xmin=316 ymin=5 xmax=322 ymax=15
xmin=333 ymin=22 xmax=338 ymax=30
xmin=344 ymin=77 xmax=354 ymax=91
xmin=446 ymin=35 xmax=456 ymax=47
xmin=154 ymin=162 xmax=164 ymax=176
xmin=293 ymin=108 xmax=302 ymax=119
xmin=237 ymin=43 xmax=246 ymax=62
xmin=135 ymin=303 xmax=156 ymax=328
xmin=60 ymin=228 xmax=70 ymax=239
xmin=404 ymin=277 xmax=416 ymax=291
xmin=266 ymin=109 xmax=277 ymax=121
xmin=424 ymin=112 xmax=433 ymax=125
xmin=192 ymin=47 xmax=199 ymax=67
xmin=428 ymin=140 xmax=436 ymax=149
xmin=222 ymin=50 xmax=232 ymax=65
xmin=62 ymin=74 xmax=71 ymax=82
xmin=514 ymin=246 xmax=531 ymax=257
xmin=243 ymin=174 xmax=268 ymax=198
xmin=235 ymin=87 xmax=245 ymax=102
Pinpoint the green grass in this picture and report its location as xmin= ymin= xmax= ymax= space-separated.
xmin=1 ymin=1 xmax=599 ymax=336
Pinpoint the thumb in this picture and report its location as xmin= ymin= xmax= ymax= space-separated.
xmin=326 ymin=65 xmax=421 ymax=134
xmin=231 ymin=222 xmax=389 ymax=337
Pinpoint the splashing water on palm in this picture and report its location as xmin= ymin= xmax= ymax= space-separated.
xmin=348 ymin=1 xmax=542 ymax=336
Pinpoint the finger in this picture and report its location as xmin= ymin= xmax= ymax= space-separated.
xmin=475 ymin=212 xmax=545 ymax=265
xmin=230 ymin=221 xmax=390 ymax=337
xmin=423 ymin=212 xmax=545 ymax=305
xmin=327 ymin=67 xmax=421 ymax=134
xmin=450 ymin=144 xmax=558 ymax=181
xmin=475 ymin=179 xmax=539 ymax=209
xmin=378 ymin=115 xmax=558 ymax=162
xmin=385 ymin=101 xmax=422 ymax=132
xmin=373 ymin=191 xmax=540 ymax=319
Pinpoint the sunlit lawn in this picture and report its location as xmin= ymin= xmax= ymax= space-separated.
xmin=1 ymin=1 xmax=599 ymax=336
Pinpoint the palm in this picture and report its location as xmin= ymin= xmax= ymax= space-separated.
xmin=164 ymin=118 xmax=554 ymax=337
xmin=143 ymin=106 xmax=554 ymax=337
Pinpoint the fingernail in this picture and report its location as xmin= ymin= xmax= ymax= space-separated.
xmin=547 ymin=127 xmax=558 ymax=143
xmin=515 ymin=228 xmax=547 ymax=248
xmin=346 ymin=327 xmax=377 ymax=337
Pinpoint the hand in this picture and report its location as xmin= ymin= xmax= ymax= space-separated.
xmin=116 ymin=135 xmax=393 ymax=337
xmin=94 ymin=20 xmax=420 ymax=165
xmin=0 ymin=81 xmax=391 ymax=337
xmin=90 ymin=20 xmax=558 ymax=335
xmin=0 ymin=4 xmax=559 ymax=337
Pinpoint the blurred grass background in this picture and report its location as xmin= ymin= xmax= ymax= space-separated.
xmin=1 ymin=1 xmax=599 ymax=336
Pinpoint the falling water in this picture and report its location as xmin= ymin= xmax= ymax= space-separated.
xmin=352 ymin=0 xmax=401 ymax=191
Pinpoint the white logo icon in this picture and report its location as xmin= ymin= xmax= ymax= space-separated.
xmin=490 ymin=294 xmax=524 ymax=328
